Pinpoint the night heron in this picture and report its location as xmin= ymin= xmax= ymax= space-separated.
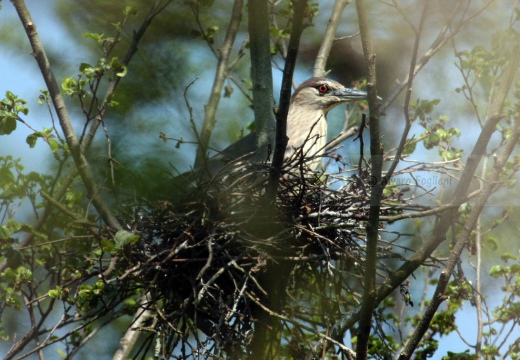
xmin=165 ymin=77 xmax=369 ymax=197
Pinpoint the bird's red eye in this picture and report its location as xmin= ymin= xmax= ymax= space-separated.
xmin=317 ymin=84 xmax=329 ymax=93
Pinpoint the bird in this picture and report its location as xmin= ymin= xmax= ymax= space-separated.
xmin=281 ymin=77 xmax=369 ymax=168
xmin=162 ymin=77 xmax=369 ymax=198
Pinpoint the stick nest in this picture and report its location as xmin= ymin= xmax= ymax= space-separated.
xmin=118 ymin=157 xmax=405 ymax=357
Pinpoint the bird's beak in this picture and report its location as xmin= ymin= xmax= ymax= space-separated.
xmin=332 ymin=88 xmax=381 ymax=102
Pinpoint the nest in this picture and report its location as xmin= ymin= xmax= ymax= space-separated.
xmin=118 ymin=154 xmax=405 ymax=358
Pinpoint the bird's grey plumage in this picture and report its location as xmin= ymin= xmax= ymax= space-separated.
xmin=161 ymin=78 xmax=368 ymax=198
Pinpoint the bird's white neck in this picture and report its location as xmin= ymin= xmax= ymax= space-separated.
xmin=284 ymin=105 xmax=328 ymax=168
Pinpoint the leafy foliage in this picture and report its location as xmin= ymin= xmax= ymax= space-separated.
xmin=0 ymin=91 xmax=28 ymax=135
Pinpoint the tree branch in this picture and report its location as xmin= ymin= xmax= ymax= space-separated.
xmin=313 ymin=0 xmax=351 ymax=78
xmin=194 ymin=0 xmax=243 ymax=167
xmin=383 ymin=0 xmax=428 ymax=184
xmin=355 ymin=0 xmax=381 ymax=358
xmin=328 ymin=32 xmax=520 ymax=348
xmin=267 ymin=0 xmax=308 ymax=201
xmin=398 ymin=38 xmax=520 ymax=359
xmin=81 ymin=0 xmax=173 ymax=152
xmin=379 ymin=0 xmax=495 ymax=114
xmin=113 ymin=298 xmax=153 ymax=360
xmin=248 ymin=0 xmax=276 ymax=168
xmin=0 ymin=1 xmax=171 ymax=274
xmin=11 ymin=0 xmax=122 ymax=231
xmin=246 ymin=1 xmax=280 ymax=358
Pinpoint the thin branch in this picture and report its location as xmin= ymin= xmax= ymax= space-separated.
xmin=0 ymin=0 xmax=171 ymax=274
xmin=323 ymin=125 xmax=359 ymax=151
xmin=11 ymin=0 xmax=122 ymax=230
xmin=39 ymin=191 xmax=100 ymax=235
xmin=194 ymin=0 xmax=243 ymax=167
xmin=399 ymin=86 xmax=520 ymax=360
xmin=268 ymin=0 xmax=308 ymax=201
xmin=475 ymin=157 xmax=487 ymax=358
xmin=313 ymin=0 xmax=351 ymax=78
xmin=246 ymin=292 xmax=357 ymax=358
xmin=383 ymin=0 xmax=429 ymax=185
xmin=81 ymin=0 xmax=174 ymax=152
xmin=244 ymin=3 xmax=279 ymax=357
xmin=379 ymin=0 xmax=495 ymax=114
xmin=327 ymin=9 xmax=520 ymax=352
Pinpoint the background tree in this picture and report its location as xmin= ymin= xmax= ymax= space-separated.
xmin=1 ymin=1 xmax=520 ymax=359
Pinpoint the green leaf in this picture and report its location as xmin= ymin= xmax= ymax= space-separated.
xmin=458 ymin=202 xmax=471 ymax=215
xmin=78 ymin=289 xmax=92 ymax=300
xmin=123 ymin=5 xmax=137 ymax=16
xmin=428 ymin=133 xmax=440 ymax=146
xmin=62 ymin=76 xmax=77 ymax=93
xmin=79 ymin=62 xmax=93 ymax=74
xmin=47 ymin=137 xmax=60 ymax=152
xmin=7 ymin=219 xmax=22 ymax=233
xmin=442 ymin=349 xmax=475 ymax=360
xmin=26 ymin=133 xmax=38 ymax=148
xmin=0 ymin=225 xmax=12 ymax=239
xmin=100 ymin=238 xmax=115 ymax=253
xmin=114 ymin=230 xmax=139 ymax=247
xmin=403 ymin=140 xmax=416 ymax=155
xmin=115 ymin=64 xmax=127 ymax=77
xmin=206 ymin=25 xmax=219 ymax=38
xmin=490 ymin=265 xmax=508 ymax=277
xmin=38 ymin=89 xmax=49 ymax=105
xmin=111 ymin=21 xmax=122 ymax=31
xmin=485 ymin=236 xmax=498 ymax=250
xmin=82 ymin=32 xmax=104 ymax=43
xmin=5 ymin=91 xmax=17 ymax=102
xmin=510 ymin=264 xmax=520 ymax=274
xmin=14 ymin=103 xmax=28 ymax=116
xmin=0 ymin=115 xmax=17 ymax=135
xmin=501 ymin=252 xmax=517 ymax=262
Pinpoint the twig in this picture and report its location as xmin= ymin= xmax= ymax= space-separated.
xmin=379 ymin=0 xmax=495 ymax=114
xmin=0 ymin=0 xmax=170 ymax=274
xmin=246 ymin=292 xmax=357 ymax=357
xmin=313 ymin=0 xmax=351 ymax=78
xmin=355 ymin=113 xmax=366 ymax=178
xmin=324 ymin=125 xmax=359 ymax=151
xmin=383 ymin=0 xmax=429 ymax=185
xmin=194 ymin=0 xmax=243 ymax=167
xmin=12 ymin=0 xmax=122 ymax=231
xmin=81 ymin=0 xmax=174 ymax=152
xmin=315 ymin=1 xmax=502 ymax=354
xmin=399 ymin=92 xmax=520 ymax=360
xmin=39 ymin=191 xmax=100 ymax=235
xmin=475 ymin=157 xmax=486 ymax=358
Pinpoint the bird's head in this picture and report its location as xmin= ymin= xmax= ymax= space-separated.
xmin=290 ymin=77 xmax=369 ymax=114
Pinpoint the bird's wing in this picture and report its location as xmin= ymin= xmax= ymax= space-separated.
xmin=210 ymin=132 xmax=258 ymax=164
xmin=156 ymin=132 xmax=259 ymax=200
